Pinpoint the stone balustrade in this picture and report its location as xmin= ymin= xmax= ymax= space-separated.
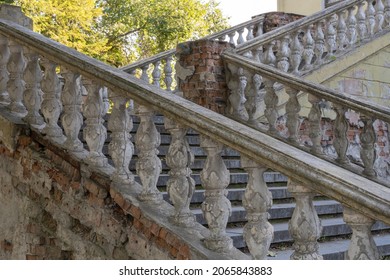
xmin=1 ymin=4 xmax=390 ymax=260
xmin=120 ymin=16 xmax=265 ymax=91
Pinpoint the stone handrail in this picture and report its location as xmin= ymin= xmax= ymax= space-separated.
xmin=1 ymin=12 xmax=389 ymax=260
xmin=236 ymin=0 xmax=390 ymax=76
xmin=119 ymin=15 xmax=265 ymax=90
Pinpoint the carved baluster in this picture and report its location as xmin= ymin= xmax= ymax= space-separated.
xmin=262 ymin=41 xmax=276 ymax=67
xmin=22 ymin=48 xmax=44 ymax=128
xmin=291 ymin=31 xmax=303 ymax=75
xmin=60 ymin=68 xmax=84 ymax=153
xmin=263 ymin=78 xmax=278 ymax=134
xmin=41 ymin=59 xmax=63 ymax=142
xmin=247 ymin=74 xmax=262 ymax=127
xmin=0 ymin=35 xmax=10 ymax=104
xmin=314 ymin=21 xmax=325 ymax=65
xmin=360 ymin=116 xmax=377 ymax=177
xmin=227 ymin=64 xmax=247 ymax=121
xmin=325 ymin=16 xmax=337 ymax=59
xmin=237 ymin=28 xmax=245 ymax=45
xmin=200 ymin=135 xmax=233 ymax=252
xmin=228 ymin=32 xmax=236 ymax=45
xmin=7 ymin=40 xmax=27 ymax=116
xmin=333 ymin=104 xmax=349 ymax=164
xmin=343 ymin=207 xmax=379 ymax=260
xmin=285 ymin=87 xmax=301 ymax=144
xmin=140 ymin=64 xmax=150 ymax=83
xmin=241 ymin=156 xmax=273 ymax=260
xmin=165 ymin=115 xmax=196 ymax=227
xmin=82 ymin=79 xmax=108 ymax=168
xmin=367 ymin=0 xmax=376 ymax=36
xmin=246 ymin=25 xmax=254 ymax=41
xmin=376 ymin=0 xmax=385 ymax=32
xmin=135 ymin=104 xmax=162 ymax=201
xmin=277 ymin=35 xmax=290 ymax=73
xmin=308 ymin=94 xmax=323 ymax=155
xmin=347 ymin=6 xmax=358 ymax=46
xmin=357 ymin=2 xmax=368 ymax=41
xmin=337 ymin=10 xmax=348 ymax=51
xmin=385 ymin=0 xmax=390 ymax=28
xmin=152 ymin=60 xmax=161 ymax=87
xmin=108 ymin=93 xmax=134 ymax=184
xmin=288 ymin=179 xmax=323 ymax=260
xmin=164 ymin=56 xmax=173 ymax=91
xmin=302 ymin=26 xmax=314 ymax=71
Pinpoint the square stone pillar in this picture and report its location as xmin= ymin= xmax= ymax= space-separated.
xmin=0 ymin=4 xmax=33 ymax=29
xmin=176 ymin=40 xmax=233 ymax=114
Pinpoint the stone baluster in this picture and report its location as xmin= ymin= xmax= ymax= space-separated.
xmin=290 ymin=32 xmax=303 ymax=75
xmin=60 ymin=68 xmax=84 ymax=153
xmin=22 ymin=48 xmax=44 ymax=128
xmin=140 ymin=64 xmax=150 ymax=83
xmin=357 ymin=2 xmax=368 ymax=41
xmin=288 ymin=179 xmax=323 ymax=260
xmin=343 ymin=207 xmax=379 ymax=260
xmin=314 ymin=21 xmax=325 ymax=65
xmin=325 ymin=16 xmax=337 ymax=59
xmin=262 ymin=41 xmax=276 ymax=67
xmin=277 ymin=35 xmax=290 ymax=73
xmin=237 ymin=28 xmax=245 ymax=45
xmin=135 ymin=104 xmax=162 ymax=201
xmin=108 ymin=92 xmax=134 ymax=184
xmin=263 ymin=78 xmax=278 ymax=135
xmin=347 ymin=6 xmax=358 ymax=46
xmin=333 ymin=104 xmax=349 ymax=164
xmin=7 ymin=40 xmax=27 ymax=116
xmin=367 ymin=0 xmax=376 ymax=37
xmin=246 ymin=25 xmax=254 ymax=41
xmin=285 ymin=87 xmax=301 ymax=144
xmin=228 ymin=32 xmax=236 ymax=45
xmin=308 ymin=94 xmax=323 ymax=155
xmin=337 ymin=10 xmax=348 ymax=51
xmin=165 ymin=115 xmax=196 ymax=227
xmin=376 ymin=0 xmax=385 ymax=32
xmin=200 ymin=135 xmax=233 ymax=252
xmin=360 ymin=116 xmax=377 ymax=177
xmin=40 ymin=59 xmax=63 ymax=142
xmin=302 ymin=26 xmax=314 ymax=71
xmin=82 ymin=79 xmax=108 ymax=168
xmin=0 ymin=35 xmax=10 ymax=104
xmin=164 ymin=56 xmax=173 ymax=91
xmin=246 ymin=74 xmax=263 ymax=128
xmin=227 ymin=64 xmax=247 ymax=121
xmin=241 ymin=156 xmax=273 ymax=260
xmin=152 ymin=61 xmax=161 ymax=87
xmin=385 ymin=0 xmax=390 ymax=28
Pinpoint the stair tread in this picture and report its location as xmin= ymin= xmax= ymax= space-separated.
xmin=268 ymin=233 xmax=390 ymax=260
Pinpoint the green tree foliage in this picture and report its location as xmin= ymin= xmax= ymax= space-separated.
xmin=0 ymin=0 xmax=229 ymax=66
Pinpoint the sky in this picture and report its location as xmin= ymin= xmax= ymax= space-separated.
xmin=217 ymin=0 xmax=278 ymax=25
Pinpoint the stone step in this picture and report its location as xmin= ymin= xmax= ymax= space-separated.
xmin=191 ymin=200 xmax=343 ymax=225
xmin=227 ymin=217 xmax=390 ymax=248
xmin=267 ymin=233 xmax=390 ymax=260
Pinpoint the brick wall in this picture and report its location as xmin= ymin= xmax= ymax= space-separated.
xmin=0 ymin=129 xmax=193 ymax=260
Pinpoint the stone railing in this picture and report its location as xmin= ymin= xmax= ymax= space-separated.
xmin=236 ymin=0 xmax=390 ymax=73
xmin=119 ymin=15 xmax=265 ymax=90
xmin=1 ymin=5 xmax=390 ymax=260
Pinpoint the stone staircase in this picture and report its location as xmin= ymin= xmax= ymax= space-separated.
xmin=129 ymin=115 xmax=390 ymax=260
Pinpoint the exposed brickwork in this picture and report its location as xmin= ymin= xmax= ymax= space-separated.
xmin=262 ymin=12 xmax=305 ymax=33
xmin=177 ymin=39 xmax=233 ymax=114
xmin=0 ymin=130 xmax=192 ymax=260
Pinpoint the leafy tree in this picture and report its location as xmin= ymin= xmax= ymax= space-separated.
xmin=0 ymin=0 xmax=229 ymax=66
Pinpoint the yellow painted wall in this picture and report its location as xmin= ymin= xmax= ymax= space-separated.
xmin=277 ymin=0 xmax=324 ymax=15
